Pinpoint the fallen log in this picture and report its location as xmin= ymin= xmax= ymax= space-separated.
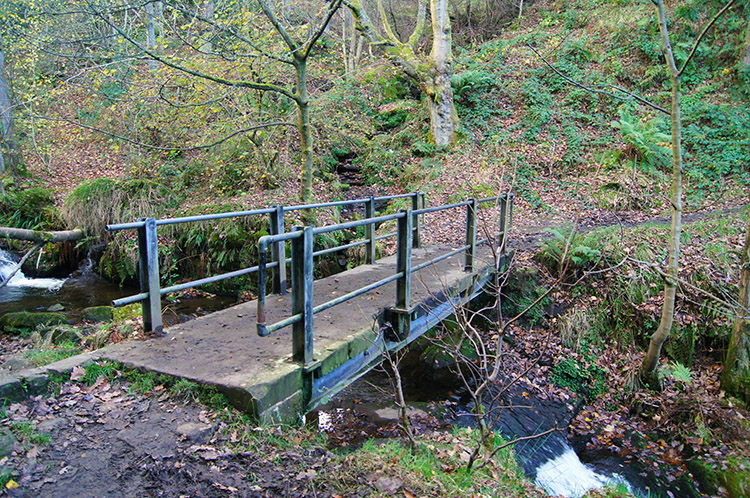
xmin=0 ymin=226 xmax=84 ymax=243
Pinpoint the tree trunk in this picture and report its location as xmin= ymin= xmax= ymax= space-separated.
xmin=200 ymin=0 xmax=215 ymax=53
xmin=722 ymin=203 xmax=750 ymax=404
xmin=745 ymin=18 xmax=750 ymax=68
xmin=0 ymin=32 xmax=21 ymax=195
xmin=641 ymin=0 xmax=684 ymax=387
xmin=426 ymin=0 xmax=458 ymax=147
xmin=295 ymin=58 xmax=313 ymax=203
xmin=145 ymin=2 xmax=158 ymax=71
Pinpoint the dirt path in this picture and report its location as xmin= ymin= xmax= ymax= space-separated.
xmin=1 ymin=377 xmax=337 ymax=498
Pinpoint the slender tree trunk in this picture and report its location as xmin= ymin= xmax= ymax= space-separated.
xmin=145 ymin=2 xmax=158 ymax=71
xmin=426 ymin=0 xmax=458 ymax=147
xmin=641 ymin=0 xmax=684 ymax=387
xmin=722 ymin=203 xmax=750 ymax=403
xmin=0 ymin=33 xmax=21 ymax=195
xmin=744 ymin=18 xmax=750 ymax=68
xmin=642 ymin=74 xmax=683 ymax=386
xmin=295 ymin=58 xmax=313 ymax=203
xmin=200 ymin=0 xmax=215 ymax=53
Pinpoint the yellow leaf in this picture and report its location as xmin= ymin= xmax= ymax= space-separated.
xmin=5 ymin=479 xmax=20 ymax=489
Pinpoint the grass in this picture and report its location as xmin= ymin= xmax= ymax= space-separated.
xmin=24 ymin=341 xmax=81 ymax=367
xmin=329 ymin=428 xmax=543 ymax=498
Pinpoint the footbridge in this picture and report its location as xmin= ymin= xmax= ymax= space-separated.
xmin=101 ymin=192 xmax=513 ymax=422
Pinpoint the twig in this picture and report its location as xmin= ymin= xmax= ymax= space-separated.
xmin=474 ymin=425 xmax=560 ymax=471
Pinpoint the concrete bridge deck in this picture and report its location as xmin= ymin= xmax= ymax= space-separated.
xmin=99 ymin=245 xmax=499 ymax=422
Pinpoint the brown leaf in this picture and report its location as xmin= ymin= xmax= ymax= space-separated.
xmin=70 ymin=365 xmax=86 ymax=382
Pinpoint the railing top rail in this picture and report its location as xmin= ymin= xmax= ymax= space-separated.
xmin=257 ymin=211 xmax=406 ymax=250
xmin=106 ymin=192 xmax=422 ymax=231
xmin=477 ymin=193 xmax=513 ymax=204
xmin=413 ymin=200 xmax=470 ymax=216
xmin=282 ymin=198 xmax=370 ymax=212
xmin=106 ymin=207 xmax=277 ymax=231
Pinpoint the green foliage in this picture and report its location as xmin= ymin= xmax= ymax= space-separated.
xmin=451 ymin=70 xmax=495 ymax=97
xmin=660 ymin=361 xmax=692 ymax=387
xmin=683 ymin=99 xmax=750 ymax=191
xmin=551 ymin=341 xmax=607 ymax=401
xmin=9 ymin=420 xmax=50 ymax=447
xmin=0 ymin=187 xmax=60 ymax=230
xmin=537 ymin=225 xmax=601 ymax=279
xmin=171 ymin=204 xmax=268 ymax=296
xmin=610 ymin=107 xmax=670 ymax=172
xmin=501 ymin=267 xmax=549 ymax=326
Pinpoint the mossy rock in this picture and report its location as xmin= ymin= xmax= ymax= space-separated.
xmin=0 ymin=312 xmax=67 ymax=336
xmin=81 ymin=306 xmax=114 ymax=323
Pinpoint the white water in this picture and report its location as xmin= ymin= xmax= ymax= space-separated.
xmin=535 ymin=447 xmax=632 ymax=497
xmin=0 ymin=249 xmax=65 ymax=290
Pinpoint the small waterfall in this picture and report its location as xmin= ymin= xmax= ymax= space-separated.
xmin=534 ymin=445 xmax=631 ymax=497
xmin=0 ymin=249 xmax=66 ymax=290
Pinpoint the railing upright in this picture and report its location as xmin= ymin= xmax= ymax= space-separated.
xmin=137 ymin=218 xmax=163 ymax=334
xmin=395 ymin=210 xmax=412 ymax=311
xmin=365 ymin=196 xmax=376 ymax=264
xmin=464 ymin=198 xmax=477 ymax=272
xmin=411 ymin=193 xmax=421 ymax=248
xmin=291 ymin=226 xmax=315 ymax=366
xmin=270 ymin=205 xmax=287 ymax=294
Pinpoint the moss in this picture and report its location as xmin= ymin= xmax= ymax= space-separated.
xmin=81 ymin=306 xmax=114 ymax=323
xmin=0 ymin=312 xmax=67 ymax=336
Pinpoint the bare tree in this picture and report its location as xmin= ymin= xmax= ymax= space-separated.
xmin=640 ymin=0 xmax=737 ymax=387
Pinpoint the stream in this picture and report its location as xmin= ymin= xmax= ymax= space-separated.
xmin=312 ymin=349 xmax=697 ymax=498
xmin=1 ymin=248 xmax=697 ymax=496
xmin=0 ymin=248 xmax=234 ymax=324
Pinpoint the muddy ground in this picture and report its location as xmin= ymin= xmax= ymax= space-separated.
xmin=1 ymin=376 xmax=341 ymax=498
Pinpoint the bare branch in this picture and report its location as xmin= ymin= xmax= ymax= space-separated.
xmin=526 ymin=44 xmax=669 ymax=115
xmin=23 ymin=112 xmax=295 ymax=152
xmin=678 ymin=0 xmax=737 ymax=77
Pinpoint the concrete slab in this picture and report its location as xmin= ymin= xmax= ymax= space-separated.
xmin=98 ymin=244 xmax=500 ymax=422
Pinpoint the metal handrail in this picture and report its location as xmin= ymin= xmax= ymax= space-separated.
xmin=255 ymin=211 xmax=407 ymax=337
xmin=106 ymin=192 xmax=425 ymax=333
xmin=253 ymin=194 xmax=514 ymax=368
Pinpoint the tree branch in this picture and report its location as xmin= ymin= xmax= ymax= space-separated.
xmin=302 ymin=0 xmax=344 ymax=59
xmin=23 ymin=112 xmax=295 ymax=152
xmin=678 ymin=0 xmax=736 ymax=77
xmin=526 ymin=44 xmax=669 ymax=115
xmin=82 ymin=0 xmax=298 ymax=101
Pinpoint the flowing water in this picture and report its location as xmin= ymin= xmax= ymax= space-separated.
xmin=0 ymin=249 xmax=234 ymax=323
xmin=313 ymin=350 xmax=692 ymax=498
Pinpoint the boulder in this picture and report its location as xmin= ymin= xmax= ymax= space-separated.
xmin=0 ymin=312 xmax=67 ymax=336
xmin=81 ymin=306 xmax=114 ymax=323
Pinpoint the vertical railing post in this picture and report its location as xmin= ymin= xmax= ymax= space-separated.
xmin=396 ymin=210 xmax=412 ymax=310
xmin=411 ymin=192 xmax=420 ymax=248
xmin=365 ymin=196 xmax=376 ymax=264
xmin=291 ymin=226 xmax=314 ymax=366
xmin=464 ymin=198 xmax=477 ymax=272
xmin=270 ymin=205 xmax=287 ymax=294
xmin=137 ymin=217 xmax=162 ymax=334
